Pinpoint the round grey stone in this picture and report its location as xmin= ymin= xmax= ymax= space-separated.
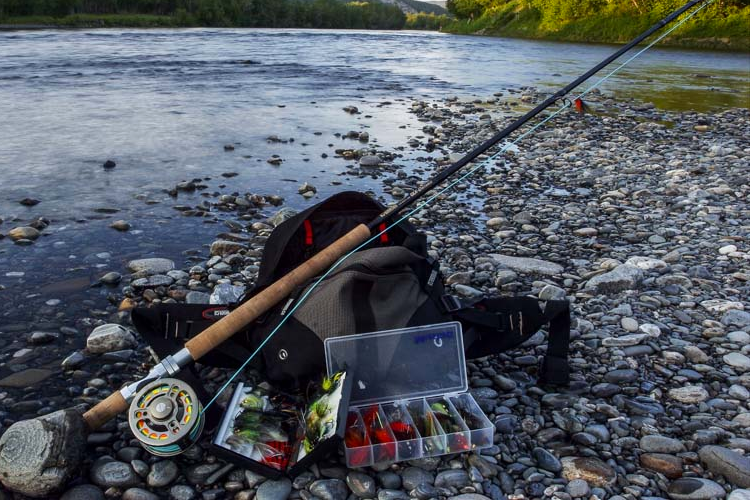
xmin=402 ymin=467 xmax=434 ymax=490
xmin=90 ymin=460 xmax=140 ymax=489
xmin=640 ymin=435 xmax=686 ymax=454
xmin=434 ymin=469 xmax=470 ymax=488
xmin=346 ymin=471 xmax=376 ymax=498
xmin=376 ymin=471 xmax=401 ymax=490
xmin=147 ymin=460 xmax=179 ymax=488
xmin=566 ymin=479 xmax=591 ymax=498
xmin=61 ymin=484 xmax=105 ymax=500
xmin=122 ymin=488 xmax=160 ymax=500
xmin=309 ymin=479 xmax=348 ymax=500
xmin=170 ymin=484 xmax=197 ymax=500
xmin=533 ymin=447 xmax=562 ymax=473
xmin=699 ymin=445 xmax=750 ymax=488
xmin=667 ymin=477 xmax=726 ymax=500
xmin=256 ymin=478 xmax=292 ymax=500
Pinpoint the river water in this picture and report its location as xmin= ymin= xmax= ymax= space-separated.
xmin=0 ymin=29 xmax=747 ymax=400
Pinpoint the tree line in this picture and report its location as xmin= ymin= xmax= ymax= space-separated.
xmin=446 ymin=0 xmax=748 ymax=25
xmin=444 ymin=0 xmax=749 ymax=50
xmin=0 ymin=0 xmax=409 ymax=29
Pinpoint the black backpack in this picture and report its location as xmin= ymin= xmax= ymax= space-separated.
xmin=133 ymin=191 xmax=571 ymax=389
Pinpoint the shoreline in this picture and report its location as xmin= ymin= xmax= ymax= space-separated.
xmin=2 ymin=17 xmax=748 ymax=52
xmin=1 ymin=91 xmax=748 ymax=497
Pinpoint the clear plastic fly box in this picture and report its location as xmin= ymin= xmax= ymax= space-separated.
xmin=325 ymin=321 xmax=494 ymax=468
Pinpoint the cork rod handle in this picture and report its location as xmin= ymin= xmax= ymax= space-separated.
xmin=83 ymin=391 xmax=128 ymax=430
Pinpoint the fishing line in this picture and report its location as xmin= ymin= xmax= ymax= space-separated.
xmin=200 ymin=0 xmax=712 ymax=414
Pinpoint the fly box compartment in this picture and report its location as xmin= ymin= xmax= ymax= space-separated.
xmin=325 ymin=322 xmax=494 ymax=468
xmin=211 ymin=372 xmax=352 ymax=478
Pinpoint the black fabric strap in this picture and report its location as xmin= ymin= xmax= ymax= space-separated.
xmin=447 ymin=295 xmax=571 ymax=386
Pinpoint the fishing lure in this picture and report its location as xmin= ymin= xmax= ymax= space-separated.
xmin=301 ymin=371 xmax=345 ymax=453
xmin=361 ymin=405 xmax=396 ymax=462
xmin=344 ymin=412 xmax=371 ymax=467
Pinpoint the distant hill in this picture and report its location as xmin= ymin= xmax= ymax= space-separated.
xmin=378 ymin=0 xmax=446 ymax=15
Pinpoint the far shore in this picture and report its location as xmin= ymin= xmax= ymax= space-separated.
xmin=2 ymin=16 xmax=748 ymax=52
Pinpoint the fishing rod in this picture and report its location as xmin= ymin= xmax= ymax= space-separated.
xmin=0 ymin=0 xmax=714 ymax=494
xmin=82 ymin=0 xmax=711 ymax=434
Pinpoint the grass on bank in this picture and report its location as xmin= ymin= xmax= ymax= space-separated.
xmin=442 ymin=0 xmax=750 ymax=51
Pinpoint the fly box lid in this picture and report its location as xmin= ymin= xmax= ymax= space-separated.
xmin=324 ymin=322 xmax=467 ymax=405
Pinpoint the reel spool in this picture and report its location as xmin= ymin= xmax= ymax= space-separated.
xmin=128 ymin=378 xmax=205 ymax=457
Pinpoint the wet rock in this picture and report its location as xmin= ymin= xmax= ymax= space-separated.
xmin=724 ymin=353 xmax=750 ymax=371
xmin=585 ymin=265 xmax=643 ymax=294
xmin=603 ymin=334 xmax=648 ymax=347
xmin=698 ymin=445 xmax=750 ymax=487
xmin=533 ymin=447 xmax=562 ymax=472
xmin=640 ymin=435 xmax=686 ymax=454
xmin=210 ymin=240 xmax=247 ymax=256
xmin=147 ymin=460 xmax=179 ymax=488
xmin=347 ymin=471 xmax=376 ymax=498
xmin=668 ymin=385 xmax=709 ymax=403
xmin=539 ymin=284 xmax=566 ymax=300
xmin=61 ymin=484 xmax=105 ymax=500
xmin=640 ymin=453 xmax=683 ymax=478
xmin=19 ymin=198 xmax=40 ymax=206
xmin=9 ymin=226 xmax=41 ymax=241
xmin=309 ymin=479 xmax=348 ymax=500
xmin=90 ymin=460 xmax=140 ymax=489
xmin=435 ymin=469 xmax=470 ymax=488
xmin=29 ymin=330 xmax=59 ymax=344
xmin=100 ymin=272 xmax=122 ymax=285
xmin=103 ymin=160 xmax=116 ymax=168
xmin=269 ymin=207 xmax=297 ymax=226
xmin=488 ymin=254 xmax=563 ymax=276
xmin=122 ymin=488 xmax=159 ymax=500
xmin=561 ymin=457 xmax=616 ymax=487
xmin=86 ymin=324 xmax=137 ymax=354
xmin=729 ymin=491 xmax=750 ymax=500
xmin=566 ymin=479 xmax=591 ymax=498
xmin=256 ymin=478 xmax=292 ymax=500
xmin=667 ymin=478 xmax=726 ymax=500
xmin=402 ymin=467 xmax=434 ymax=490
xmin=127 ymin=258 xmax=175 ymax=275
xmin=110 ymin=220 xmax=131 ymax=231
xmin=0 ymin=408 xmax=87 ymax=497
xmin=360 ymin=155 xmax=382 ymax=167
xmin=169 ymin=485 xmax=197 ymax=500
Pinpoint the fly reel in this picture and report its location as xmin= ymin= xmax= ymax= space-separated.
xmin=128 ymin=378 xmax=205 ymax=457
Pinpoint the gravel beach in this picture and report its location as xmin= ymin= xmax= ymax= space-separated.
xmin=0 ymin=91 xmax=748 ymax=499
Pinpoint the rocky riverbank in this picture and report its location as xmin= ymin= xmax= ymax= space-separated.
xmin=0 ymin=93 xmax=748 ymax=499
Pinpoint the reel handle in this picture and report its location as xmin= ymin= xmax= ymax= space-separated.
xmin=184 ymin=223 xmax=371 ymax=360
xmin=83 ymin=391 xmax=128 ymax=430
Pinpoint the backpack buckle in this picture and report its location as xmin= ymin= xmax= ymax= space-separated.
xmin=440 ymin=295 xmax=462 ymax=313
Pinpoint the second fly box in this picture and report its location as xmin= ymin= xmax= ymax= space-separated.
xmin=211 ymin=371 xmax=352 ymax=478
xmin=325 ymin=322 xmax=494 ymax=468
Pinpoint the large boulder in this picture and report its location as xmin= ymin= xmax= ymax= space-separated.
xmin=0 ymin=409 xmax=87 ymax=497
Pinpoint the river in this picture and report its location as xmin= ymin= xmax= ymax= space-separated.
xmin=0 ymin=28 xmax=747 ymax=405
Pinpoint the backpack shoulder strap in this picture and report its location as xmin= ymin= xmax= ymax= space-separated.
xmin=445 ymin=296 xmax=571 ymax=386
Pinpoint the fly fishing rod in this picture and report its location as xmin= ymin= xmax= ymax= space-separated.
xmin=82 ymin=0 xmax=714 ymax=435
xmin=0 ymin=0 xmax=713 ymax=495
